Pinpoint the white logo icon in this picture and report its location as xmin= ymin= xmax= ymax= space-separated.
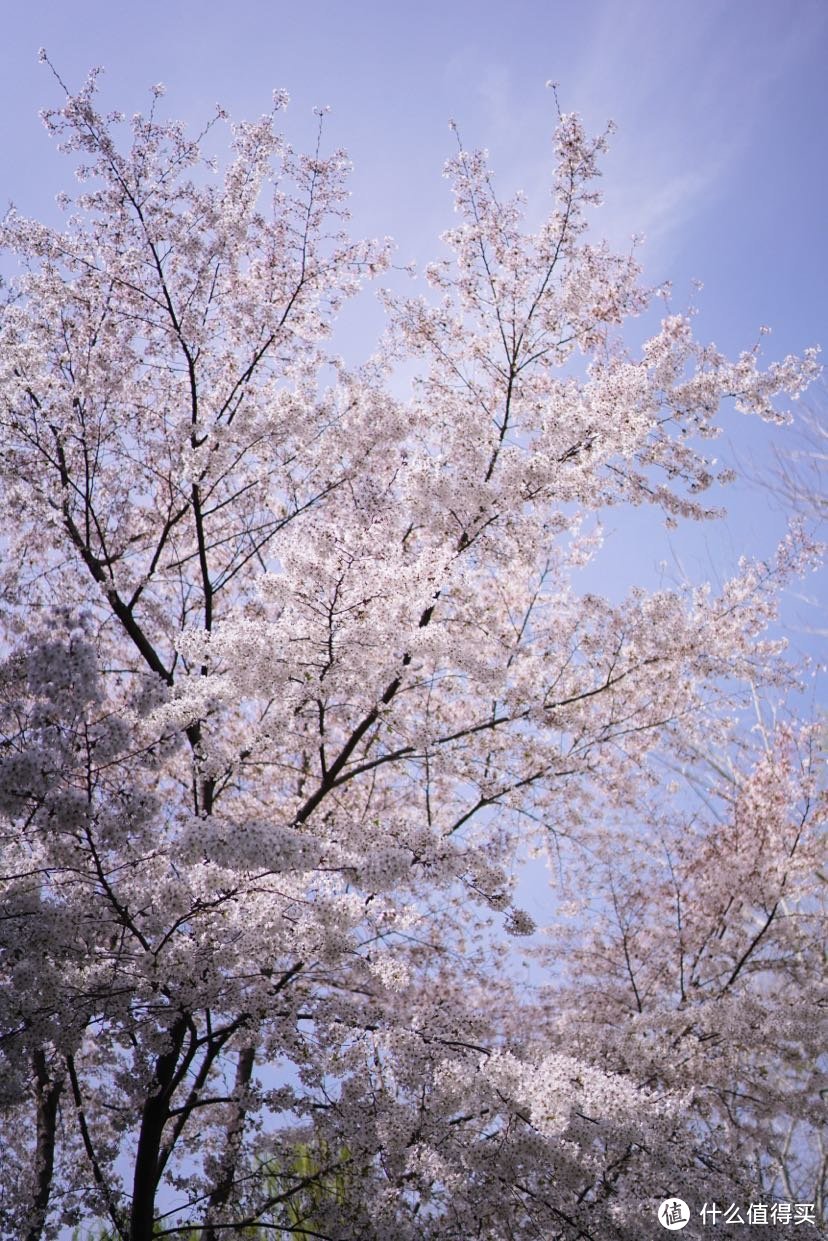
xmin=658 ymin=1198 xmax=690 ymax=1230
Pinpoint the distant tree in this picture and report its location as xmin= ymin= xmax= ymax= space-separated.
xmin=536 ymin=720 xmax=826 ymax=1222
xmin=0 ymin=63 xmax=822 ymax=1240
xmin=764 ymin=398 xmax=827 ymax=527
xmin=748 ymin=393 xmax=827 ymax=642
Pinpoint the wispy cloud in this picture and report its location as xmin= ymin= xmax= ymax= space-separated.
xmin=561 ymin=0 xmax=828 ymax=266
xmin=440 ymin=0 xmax=827 ymax=275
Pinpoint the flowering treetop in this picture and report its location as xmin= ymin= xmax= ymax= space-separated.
xmin=0 ymin=64 xmax=822 ymax=1241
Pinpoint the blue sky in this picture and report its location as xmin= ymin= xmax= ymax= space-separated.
xmin=2 ymin=0 xmax=825 ymax=623
xmin=3 ymin=0 xmax=826 ymax=326
xmin=3 ymin=9 xmax=824 ymax=1226
xmin=2 ymin=2 xmax=826 ymax=1203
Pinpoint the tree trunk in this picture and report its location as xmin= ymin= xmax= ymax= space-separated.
xmin=24 ymin=1049 xmax=63 ymax=1241
xmin=202 ymin=1043 xmax=256 ymax=1241
xmin=130 ymin=1015 xmax=188 ymax=1241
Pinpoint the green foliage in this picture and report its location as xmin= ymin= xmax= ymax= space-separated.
xmin=266 ymin=1140 xmax=351 ymax=1234
xmin=69 ymin=1141 xmax=351 ymax=1240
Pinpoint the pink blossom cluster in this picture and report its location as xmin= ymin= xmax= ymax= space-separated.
xmin=0 ymin=69 xmax=822 ymax=1240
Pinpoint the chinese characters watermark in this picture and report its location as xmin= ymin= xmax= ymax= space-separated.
xmin=658 ymin=1199 xmax=818 ymax=1229
xmin=658 ymin=1199 xmax=691 ymax=1230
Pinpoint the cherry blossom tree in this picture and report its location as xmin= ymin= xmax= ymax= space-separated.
xmin=757 ymin=398 xmax=827 ymax=530
xmin=535 ymin=720 xmax=826 ymax=1222
xmin=0 ymin=63 xmax=823 ymax=1240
